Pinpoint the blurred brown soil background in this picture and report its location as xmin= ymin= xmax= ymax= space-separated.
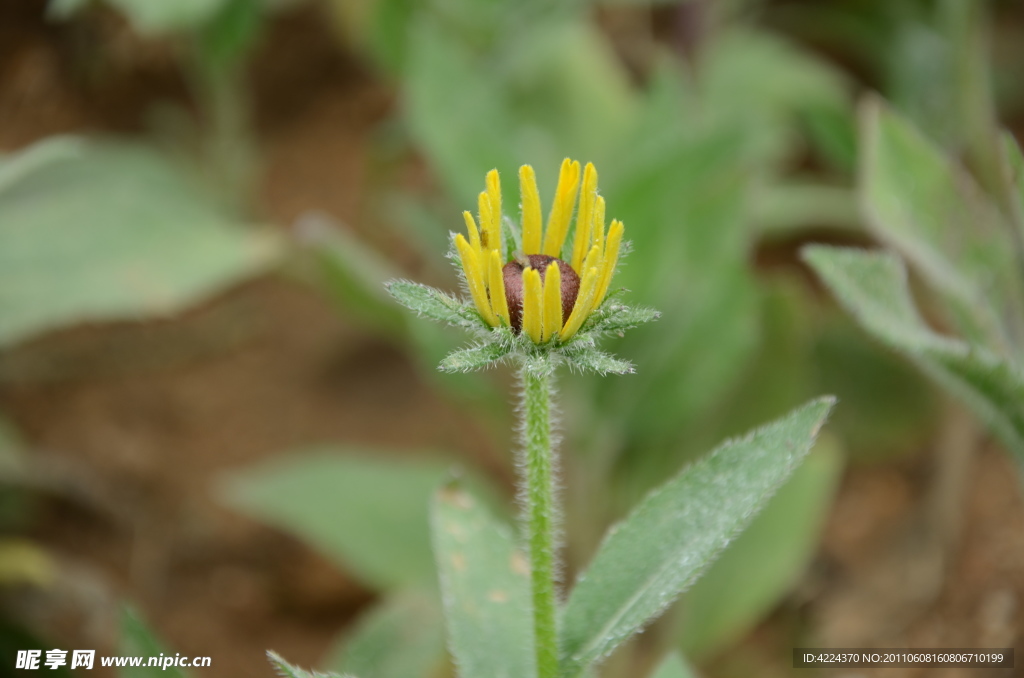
xmin=0 ymin=2 xmax=1022 ymax=677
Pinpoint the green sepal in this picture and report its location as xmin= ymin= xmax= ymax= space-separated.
xmin=440 ymin=340 xmax=515 ymax=373
xmin=579 ymin=296 xmax=661 ymax=337
xmin=388 ymin=264 xmax=658 ymax=373
xmin=561 ymin=340 xmax=635 ymax=375
xmin=385 ymin=280 xmax=482 ymax=330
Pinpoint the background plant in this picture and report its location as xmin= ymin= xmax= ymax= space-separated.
xmin=223 ymin=2 xmax=938 ymax=675
xmin=2 ymin=0 xmax=1023 ymax=676
xmin=274 ymin=180 xmax=837 ymax=673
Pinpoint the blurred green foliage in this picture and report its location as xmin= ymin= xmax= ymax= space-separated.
xmin=323 ymin=590 xmax=444 ymax=678
xmin=0 ymin=137 xmax=280 ymax=348
xmin=807 ymin=100 xmax=1024 ymax=469
xmin=6 ymin=0 xmax=1022 ymax=676
xmin=119 ymin=607 xmax=192 ymax=678
xmin=223 ymin=451 xmax=468 ymax=590
xmin=230 ymin=1 xmax=948 ymax=675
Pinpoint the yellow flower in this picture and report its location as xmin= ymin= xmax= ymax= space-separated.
xmin=454 ymin=159 xmax=624 ymax=344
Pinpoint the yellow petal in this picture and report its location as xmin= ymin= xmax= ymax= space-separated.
xmin=542 ymin=158 xmax=581 ymax=257
xmin=488 ymin=249 xmax=510 ymax=326
xmin=560 ymin=266 xmax=600 ymax=340
xmin=592 ymin=195 xmax=606 ymax=255
xmin=522 ymin=267 xmax=543 ymax=344
xmin=486 ymin=169 xmax=502 ymax=253
xmin=463 ymin=211 xmax=482 ymax=254
xmin=541 ymin=262 xmax=562 ymax=342
xmin=456 ymin=233 xmax=497 ymax=326
xmin=478 ymin=191 xmax=494 ymax=252
xmin=581 ymin=244 xmax=600 ymax=276
xmin=570 ymin=163 xmax=598 ymax=272
xmin=519 ymin=165 xmax=542 ymax=254
xmin=594 ymin=219 xmax=624 ymax=305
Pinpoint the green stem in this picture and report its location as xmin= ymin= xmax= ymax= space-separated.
xmin=520 ymin=358 xmax=559 ymax=678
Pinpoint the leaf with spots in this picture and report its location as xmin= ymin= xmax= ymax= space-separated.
xmin=431 ymin=484 xmax=536 ymax=678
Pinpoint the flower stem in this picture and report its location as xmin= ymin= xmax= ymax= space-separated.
xmin=520 ymin=358 xmax=559 ymax=678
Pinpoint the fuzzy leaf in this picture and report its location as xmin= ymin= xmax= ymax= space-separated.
xmin=679 ymin=437 xmax=843 ymax=657
xmin=803 ymin=245 xmax=1024 ymax=463
xmin=325 ymin=590 xmax=445 ymax=678
xmin=562 ymin=347 xmax=635 ymax=376
xmin=560 ymin=397 xmax=835 ymax=676
xmin=431 ymin=484 xmax=536 ymax=678
xmin=386 ymin=280 xmax=479 ymax=329
xmin=860 ymin=98 xmax=1017 ymax=347
xmin=439 ymin=342 xmax=513 ymax=373
xmin=268 ymin=651 xmax=351 ymax=678
xmin=582 ymin=301 xmax=660 ymax=336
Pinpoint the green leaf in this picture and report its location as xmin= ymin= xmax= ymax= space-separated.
xmin=220 ymin=451 xmax=451 ymax=590
xmin=0 ymin=137 xmax=280 ymax=349
xmin=325 ymin=590 xmax=445 ymax=678
xmin=431 ymin=484 xmax=536 ymax=678
xmin=803 ymin=245 xmax=1024 ymax=463
xmin=268 ymin=651 xmax=352 ymax=678
xmin=860 ymin=98 xmax=1017 ymax=348
xmin=650 ymin=653 xmax=699 ymax=678
xmin=300 ymin=216 xmax=407 ymax=337
xmin=385 ymin=280 xmax=478 ymax=331
xmin=561 ymin=345 xmax=635 ymax=376
xmin=560 ymin=397 xmax=836 ymax=676
xmin=508 ymin=21 xmax=637 ymax=164
xmin=813 ymin=317 xmax=938 ymax=459
xmin=404 ymin=17 xmax=519 ymax=204
xmin=600 ymin=126 xmax=760 ymax=463
xmin=679 ymin=436 xmax=844 ymax=657
xmin=800 ymin=103 xmax=857 ymax=173
xmin=439 ymin=342 xmax=512 ymax=373
xmin=119 ymin=606 xmax=189 ymax=678
xmin=704 ymin=276 xmax=815 ymax=444
xmin=581 ymin=302 xmax=660 ymax=337
xmin=752 ymin=180 xmax=859 ymax=236
xmin=701 ymin=28 xmax=850 ymax=169
xmin=198 ymin=0 xmax=265 ymax=70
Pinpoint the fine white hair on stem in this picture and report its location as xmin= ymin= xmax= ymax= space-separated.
xmin=514 ymin=361 xmax=567 ymax=590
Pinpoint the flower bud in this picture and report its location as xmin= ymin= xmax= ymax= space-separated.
xmin=502 ymin=255 xmax=580 ymax=332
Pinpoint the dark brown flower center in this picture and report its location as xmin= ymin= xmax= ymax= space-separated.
xmin=501 ymin=255 xmax=580 ymax=332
